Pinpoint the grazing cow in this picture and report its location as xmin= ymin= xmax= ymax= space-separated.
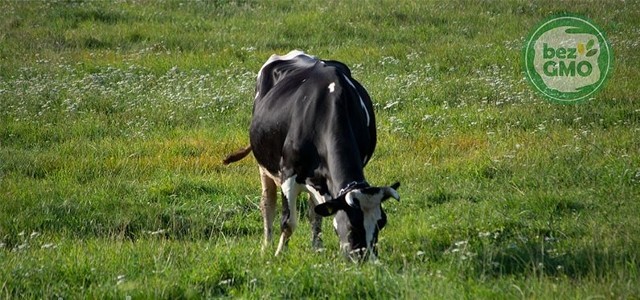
xmin=223 ymin=50 xmax=400 ymax=261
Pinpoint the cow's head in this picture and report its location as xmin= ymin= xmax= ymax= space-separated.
xmin=315 ymin=182 xmax=400 ymax=261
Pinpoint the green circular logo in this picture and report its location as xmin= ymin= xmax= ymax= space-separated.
xmin=523 ymin=15 xmax=613 ymax=104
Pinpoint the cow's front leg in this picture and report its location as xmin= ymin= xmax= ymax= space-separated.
xmin=308 ymin=198 xmax=324 ymax=250
xmin=275 ymin=176 xmax=302 ymax=256
xmin=259 ymin=167 xmax=277 ymax=252
xmin=306 ymin=186 xmax=329 ymax=251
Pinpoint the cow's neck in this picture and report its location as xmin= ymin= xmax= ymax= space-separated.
xmin=320 ymin=78 xmax=372 ymax=198
xmin=325 ymin=137 xmax=367 ymax=198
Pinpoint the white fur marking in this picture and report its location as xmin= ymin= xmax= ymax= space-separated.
xmin=342 ymin=75 xmax=370 ymax=127
xmin=281 ymin=176 xmax=303 ymax=230
xmin=275 ymin=175 xmax=305 ymax=256
xmin=335 ymin=215 xmax=349 ymax=254
xmin=363 ymin=205 xmax=381 ymax=249
xmin=328 ymin=82 xmax=336 ymax=93
xmin=349 ymin=190 xmax=384 ymax=249
xmin=346 ymin=192 xmax=357 ymax=208
xmin=259 ymin=166 xmax=281 ymax=185
xmin=305 ymin=185 xmax=330 ymax=205
xmin=257 ymin=50 xmax=315 ymax=82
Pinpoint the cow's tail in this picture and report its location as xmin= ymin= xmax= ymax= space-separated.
xmin=222 ymin=145 xmax=252 ymax=165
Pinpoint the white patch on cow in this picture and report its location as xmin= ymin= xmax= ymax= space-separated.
xmin=334 ymin=216 xmax=350 ymax=254
xmin=328 ymin=82 xmax=336 ymax=93
xmin=363 ymin=155 xmax=368 ymax=165
xmin=259 ymin=166 xmax=282 ymax=186
xmin=281 ymin=176 xmax=304 ymax=230
xmin=342 ymin=75 xmax=370 ymax=127
xmin=345 ymin=192 xmax=358 ymax=208
xmin=347 ymin=190 xmax=384 ymax=249
xmin=306 ymin=185 xmax=330 ymax=205
xmin=363 ymin=205 xmax=382 ymax=249
xmin=275 ymin=175 xmax=306 ymax=256
xmin=257 ymin=50 xmax=315 ymax=82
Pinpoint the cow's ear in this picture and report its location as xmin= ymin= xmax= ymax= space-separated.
xmin=382 ymin=181 xmax=401 ymax=202
xmin=315 ymin=199 xmax=346 ymax=217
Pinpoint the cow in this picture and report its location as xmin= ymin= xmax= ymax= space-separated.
xmin=223 ymin=50 xmax=400 ymax=261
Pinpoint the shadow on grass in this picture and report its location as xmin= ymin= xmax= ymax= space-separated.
xmin=471 ymin=237 xmax=640 ymax=280
xmin=0 ymin=194 xmax=261 ymax=250
xmin=417 ymin=191 xmax=638 ymax=280
xmin=426 ymin=189 xmax=480 ymax=206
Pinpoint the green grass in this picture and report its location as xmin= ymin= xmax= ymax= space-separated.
xmin=1 ymin=0 xmax=639 ymax=298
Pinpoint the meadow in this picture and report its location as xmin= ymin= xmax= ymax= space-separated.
xmin=1 ymin=0 xmax=639 ymax=298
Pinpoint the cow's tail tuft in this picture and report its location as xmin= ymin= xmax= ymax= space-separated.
xmin=222 ymin=145 xmax=252 ymax=165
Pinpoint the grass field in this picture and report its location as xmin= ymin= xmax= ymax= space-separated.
xmin=1 ymin=0 xmax=639 ymax=298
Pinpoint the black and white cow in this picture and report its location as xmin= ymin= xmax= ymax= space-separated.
xmin=224 ymin=50 xmax=400 ymax=261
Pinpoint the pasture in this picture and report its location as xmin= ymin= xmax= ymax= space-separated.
xmin=1 ymin=1 xmax=639 ymax=298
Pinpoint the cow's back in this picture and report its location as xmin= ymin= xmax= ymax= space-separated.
xmin=249 ymin=56 xmax=375 ymax=182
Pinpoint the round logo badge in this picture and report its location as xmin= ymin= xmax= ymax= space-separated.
xmin=523 ymin=15 xmax=613 ymax=104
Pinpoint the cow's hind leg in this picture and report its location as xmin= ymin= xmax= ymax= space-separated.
xmin=259 ymin=167 xmax=278 ymax=252
xmin=275 ymin=176 xmax=302 ymax=256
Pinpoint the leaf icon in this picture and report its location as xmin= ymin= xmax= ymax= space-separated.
xmin=586 ymin=49 xmax=598 ymax=57
xmin=586 ymin=39 xmax=595 ymax=50
xmin=577 ymin=43 xmax=585 ymax=55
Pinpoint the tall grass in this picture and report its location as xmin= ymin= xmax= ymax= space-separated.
xmin=1 ymin=0 xmax=639 ymax=298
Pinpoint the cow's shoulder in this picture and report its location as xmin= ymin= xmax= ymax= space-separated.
xmin=322 ymin=60 xmax=352 ymax=78
xmin=256 ymin=50 xmax=318 ymax=99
